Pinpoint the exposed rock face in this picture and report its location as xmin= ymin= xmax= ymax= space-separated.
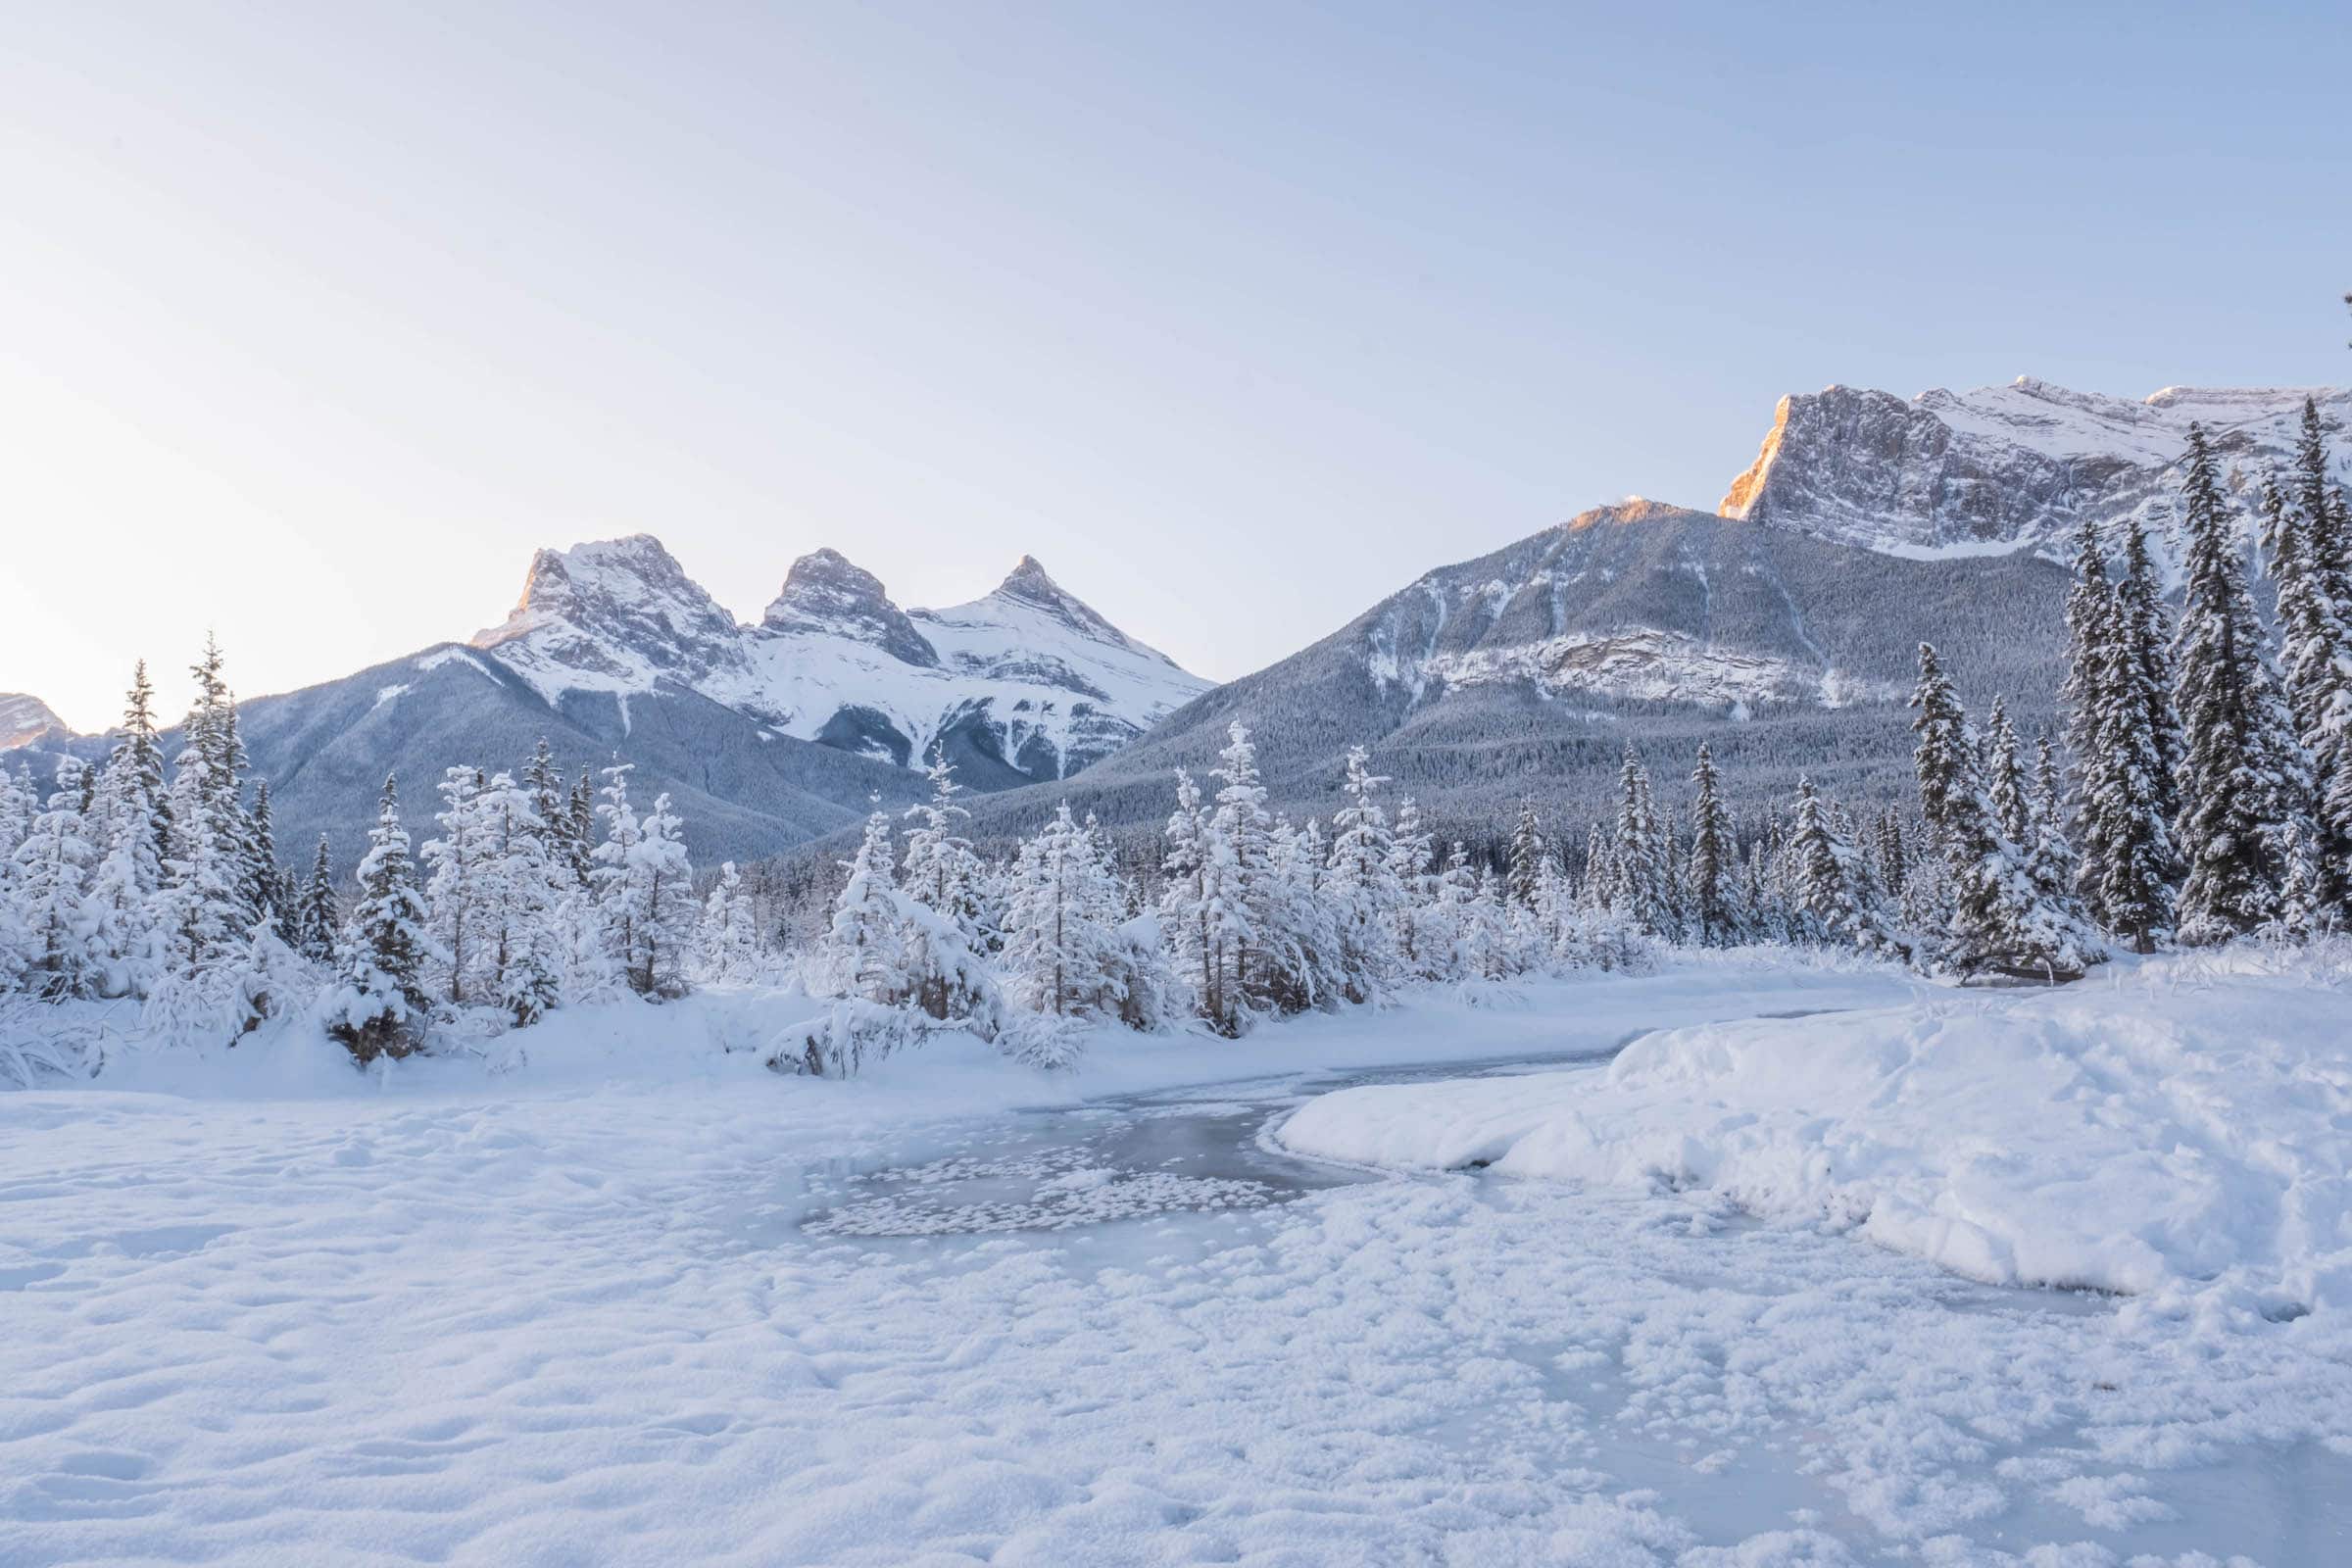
xmin=474 ymin=534 xmax=749 ymax=694
xmin=1721 ymin=379 xmax=2352 ymax=559
xmin=759 ymin=549 xmax=941 ymax=669
xmin=0 ymin=694 xmax=67 ymax=751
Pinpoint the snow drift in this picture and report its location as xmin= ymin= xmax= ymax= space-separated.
xmin=1278 ymin=948 xmax=2352 ymax=1328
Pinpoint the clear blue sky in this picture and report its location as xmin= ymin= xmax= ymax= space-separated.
xmin=4 ymin=1 xmax=2346 ymax=730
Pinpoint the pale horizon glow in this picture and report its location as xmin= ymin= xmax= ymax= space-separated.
xmin=4 ymin=2 xmax=2347 ymax=732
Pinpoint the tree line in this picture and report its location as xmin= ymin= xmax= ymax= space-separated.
xmin=1 ymin=400 xmax=2343 ymax=1072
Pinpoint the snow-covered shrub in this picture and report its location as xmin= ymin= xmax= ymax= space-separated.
xmin=768 ymin=998 xmax=966 ymax=1079
xmin=1555 ymin=905 xmax=1656 ymax=975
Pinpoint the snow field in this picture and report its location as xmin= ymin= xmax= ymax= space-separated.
xmin=4 ymin=957 xmax=2345 ymax=1564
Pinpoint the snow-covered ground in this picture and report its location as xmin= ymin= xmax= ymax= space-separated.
xmin=1279 ymin=947 xmax=2352 ymax=1332
xmin=4 ymin=956 xmax=2348 ymax=1565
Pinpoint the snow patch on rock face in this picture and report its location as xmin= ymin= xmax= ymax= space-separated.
xmin=1722 ymin=378 xmax=2352 ymax=559
xmin=471 ymin=538 xmax=1208 ymax=780
xmin=0 ymin=693 xmax=68 ymax=750
xmin=413 ymin=647 xmax=503 ymax=684
xmin=1423 ymin=627 xmax=1820 ymax=710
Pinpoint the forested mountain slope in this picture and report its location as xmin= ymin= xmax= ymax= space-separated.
xmin=952 ymin=501 xmax=2075 ymax=855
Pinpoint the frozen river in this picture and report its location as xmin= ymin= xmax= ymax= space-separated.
xmin=764 ymin=1044 xmax=2351 ymax=1566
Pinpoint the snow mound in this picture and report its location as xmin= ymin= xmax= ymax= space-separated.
xmin=1278 ymin=953 xmax=2352 ymax=1329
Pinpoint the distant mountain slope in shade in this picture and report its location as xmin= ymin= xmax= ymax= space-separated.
xmin=471 ymin=536 xmax=1211 ymax=784
xmin=20 ymin=642 xmax=934 ymax=873
xmin=0 ymin=694 xmax=67 ymax=752
xmin=1722 ymin=378 xmax=2352 ymax=561
xmin=7 ymin=540 xmax=1200 ymax=870
xmin=942 ymin=500 xmax=2077 ymax=857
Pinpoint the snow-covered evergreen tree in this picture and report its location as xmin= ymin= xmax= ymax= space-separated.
xmin=1262 ymin=814 xmax=1342 ymax=1011
xmin=1003 ymin=803 xmax=1121 ymax=1017
xmin=2115 ymin=519 xmax=2185 ymax=830
xmin=901 ymin=756 xmax=985 ymax=946
xmin=248 ymin=778 xmax=281 ymax=934
xmin=1423 ymin=841 xmax=1479 ymax=983
xmin=563 ymin=766 xmax=597 ymax=888
xmin=1686 ymin=743 xmax=1736 ymax=946
xmin=83 ymin=667 xmax=170 ymax=998
xmin=1983 ymin=697 xmax=2032 ymax=848
xmin=2172 ymin=424 xmax=2311 ymax=944
xmin=1786 ymin=776 xmax=1888 ymax=954
xmin=1205 ymin=721 xmax=1278 ymax=1023
xmin=1912 ymin=644 xmax=2101 ymax=977
xmin=2027 ymin=735 xmax=2084 ymax=921
xmin=822 ymin=808 xmax=909 ymax=1004
xmin=2294 ymin=397 xmax=2352 ymax=620
xmin=13 ymin=758 xmax=99 ymax=999
xmin=1504 ymin=799 xmax=1544 ymax=910
xmin=624 ymin=791 xmax=696 ymax=999
xmin=296 ymin=835 xmax=338 ymax=963
xmin=2266 ymin=471 xmax=2352 ymax=921
xmin=587 ymin=763 xmax=645 ymax=993
xmin=1386 ymin=793 xmax=1433 ymax=976
xmin=1157 ymin=768 xmax=1219 ymax=1024
xmin=423 ymin=767 xmax=492 ymax=1005
xmin=324 ymin=773 xmax=433 ymax=1061
xmin=1324 ymin=747 xmax=1402 ymax=1003
xmin=694 ymin=860 xmax=763 ymax=985
xmin=475 ymin=770 xmax=564 ymax=1024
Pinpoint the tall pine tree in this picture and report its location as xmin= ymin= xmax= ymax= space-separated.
xmin=2172 ymin=424 xmax=2310 ymax=943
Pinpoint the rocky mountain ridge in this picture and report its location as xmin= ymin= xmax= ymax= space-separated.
xmin=472 ymin=536 xmax=1209 ymax=779
xmin=0 ymin=694 xmax=67 ymax=753
xmin=1721 ymin=377 xmax=2350 ymax=560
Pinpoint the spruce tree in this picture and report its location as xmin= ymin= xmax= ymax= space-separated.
xmin=823 ymin=808 xmax=908 ymax=1004
xmin=1912 ymin=644 xmax=2097 ymax=976
xmin=2293 ymin=397 xmax=2351 ymax=613
xmin=326 ymin=773 xmax=432 ymax=1061
xmin=1504 ymin=799 xmax=1544 ymax=910
xmin=298 ymin=835 xmax=339 ymax=963
xmin=2266 ymin=471 xmax=2352 ymax=920
xmin=1158 ymin=768 xmax=1218 ymax=1025
xmin=2172 ymin=424 xmax=2310 ymax=943
xmin=2115 ymin=519 xmax=2185 ymax=827
xmin=589 ymin=764 xmax=645 ymax=991
xmin=694 ymin=861 xmax=763 ymax=985
xmin=1325 ymin=747 xmax=1402 ymax=1004
xmin=901 ymin=756 xmax=984 ymax=947
xmin=1387 ymin=795 xmax=1433 ymax=975
xmin=13 ymin=758 xmax=99 ymax=999
xmin=1686 ymin=742 xmax=1735 ymax=946
xmin=1005 ymin=805 xmax=1110 ymax=1017
xmin=424 ymin=767 xmax=490 ymax=1004
xmin=1787 ymin=777 xmax=1890 ymax=954
xmin=1983 ymin=697 xmax=2032 ymax=848
xmin=84 ymin=666 xmax=170 ymax=998
xmin=1206 ymin=723 xmax=1276 ymax=1023
xmin=626 ymin=792 xmax=697 ymax=998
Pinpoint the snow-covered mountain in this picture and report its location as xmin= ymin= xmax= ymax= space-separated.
xmin=3 ymin=538 xmax=1200 ymax=872
xmin=473 ymin=537 xmax=1209 ymax=783
xmin=956 ymin=500 xmax=2073 ymax=851
xmin=0 ymin=694 xmax=67 ymax=752
xmin=1721 ymin=378 xmax=2351 ymax=559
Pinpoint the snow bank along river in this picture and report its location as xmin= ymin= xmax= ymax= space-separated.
xmin=2 ymin=958 xmax=2347 ymax=1564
